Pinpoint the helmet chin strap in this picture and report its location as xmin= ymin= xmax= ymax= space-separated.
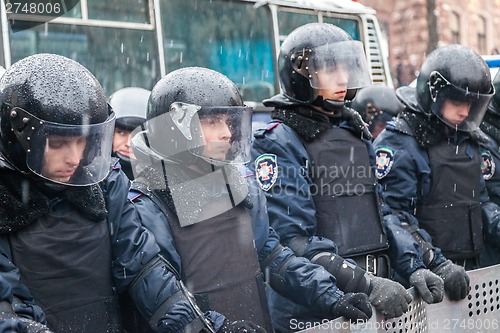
xmin=311 ymin=96 xmax=345 ymax=117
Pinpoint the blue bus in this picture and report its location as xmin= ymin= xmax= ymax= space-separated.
xmin=0 ymin=0 xmax=392 ymax=111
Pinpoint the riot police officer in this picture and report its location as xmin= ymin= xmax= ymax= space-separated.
xmin=108 ymin=87 xmax=150 ymax=179
xmin=350 ymin=85 xmax=403 ymax=139
xmin=250 ymin=23 xmax=443 ymax=332
xmin=479 ymin=69 xmax=500 ymax=267
xmin=374 ymin=44 xmax=497 ymax=300
xmin=0 ymin=53 xmax=203 ymax=333
xmin=127 ymin=66 xmax=374 ymax=333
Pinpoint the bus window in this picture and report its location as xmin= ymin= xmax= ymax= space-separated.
xmin=9 ymin=23 xmax=159 ymax=95
xmin=159 ymin=0 xmax=275 ymax=102
xmin=323 ymin=16 xmax=361 ymax=41
xmin=277 ymin=10 xmax=318 ymax=37
xmin=88 ymin=0 xmax=150 ymax=23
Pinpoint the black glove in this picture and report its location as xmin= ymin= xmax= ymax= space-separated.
xmin=368 ymin=276 xmax=412 ymax=319
xmin=331 ymin=293 xmax=372 ymax=322
xmin=218 ymin=320 xmax=267 ymax=333
xmin=432 ymin=260 xmax=470 ymax=301
xmin=409 ymin=268 xmax=444 ymax=304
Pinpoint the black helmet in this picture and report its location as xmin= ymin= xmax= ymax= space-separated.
xmin=350 ymin=85 xmax=403 ymax=120
xmin=108 ymin=87 xmax=150 ymax=131
xmin=416 ymin=44 xmax=494 ymax=131
xmin=278 ymin=22 xmax=371 ymax=104
xmin=0 ymin=53 xmax=115 ymax=185
xmin=350 ymin=85 xmax=403 ymax=137
xmin=132 ymin=67 xmax=252 ymax=165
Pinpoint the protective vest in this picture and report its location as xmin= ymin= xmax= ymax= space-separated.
xmin=149 ymin=191 xmax=273 ymax=332
xmin=9 ymin=198 xmax=121 ymax=333
xmin=416 ymin=140 xmax=483 ymax=260
xmin=303 ymin=127 xmax=388 ymax=257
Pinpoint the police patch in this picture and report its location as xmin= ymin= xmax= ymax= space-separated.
xmin=375 ymin=146 xmax=395 ymax=179
xmin=481 ymin=150 xmax=495 ymax=180
xmin=255 ymin=153 xmax=278 ymax=191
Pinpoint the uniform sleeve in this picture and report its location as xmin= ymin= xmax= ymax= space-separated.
xmin=259 ymin=232 xmax=344 ymax=316
xmin=251 ymin=125 xmax=338 ymax=258
xmin=480 ymin=140 xmax=500 ymax=249
xmin=245 ymin=165 xmax=344 ymax=316
xmin=373 ymin=129 xmax=429 ymax=212
xmin=106 ymin=169 xmax=224 ymax=333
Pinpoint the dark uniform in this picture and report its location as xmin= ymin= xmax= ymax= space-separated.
xmin=251 ymin=107 xmax=426 ymax=331
xmin=478 ymin=69 xmax=500 ymax=267
xmin=250 ymin=23 xmax=438 ymax=330
xmin=374 ymin=45 xmax=497 ymax=301
xmin=0 ymin=54 xmax=225 ymax=333
xmin=126 ymin=67 xmax=374 ymax=333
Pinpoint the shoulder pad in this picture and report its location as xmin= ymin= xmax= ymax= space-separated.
xmin=129 ymin=181 xmax=151 ymax=198
xmin=254 ymin=121 xmax=281 ymax=138
xmin=392 ymin=118 xmax=415 ymax=136
xmin=238 ymin=165 xmax=254 ymax=178
xmin=111 ymin=157 xmax=121 ymax=170
xmin=127 ymin=190 xmax=142 ymax=202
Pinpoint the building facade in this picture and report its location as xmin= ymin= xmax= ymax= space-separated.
xmin=357 ymin=0 xmax=500 ymax=86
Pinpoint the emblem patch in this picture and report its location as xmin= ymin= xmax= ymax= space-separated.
xmin=481 ymin=150 xmax=495 ymax=180
xmin=255 ymin=153 xmax=278 ymax=191
xmin=375 ymin=146 xmax=395 ymax=179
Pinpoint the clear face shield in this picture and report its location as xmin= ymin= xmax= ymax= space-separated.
xmin=131 ymin=103 xmax=253 ymax=227
xmin=141 ymin=102 xmax=253 ymax=165
xmin=11 ymin=107 xmax=115 ymax=186
xmin=429 ymin=71 xmax=494 ymax=132
xmin=291 ymin=40 xmax=372 ymax=92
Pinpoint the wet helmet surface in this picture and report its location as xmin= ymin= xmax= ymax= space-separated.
xmin=134 ymin=67 xmax=252 ymax=165
xmin=416 ymin=44 xmax=493 ymax=131
xmin=108 ymin=87 xmax=150 ymax=131
xmin=278 ymin=22 xmax=371 ymax=103
xmin=0 ymin=53 xmax=114 ymax=184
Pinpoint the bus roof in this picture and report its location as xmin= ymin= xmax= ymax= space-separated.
xmin=244 ymin=0 xmax=376 ymax=14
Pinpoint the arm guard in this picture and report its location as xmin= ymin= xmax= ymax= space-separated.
xmin=287 ymin=236 xmax=371 ymax=294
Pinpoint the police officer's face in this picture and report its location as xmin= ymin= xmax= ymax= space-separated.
xmin=199 ymin=114 xmax=232 ymax=161
xmin=41 ymin=135 xmax=86 ymax=183
xmin=113 ymin=127 xmax=136 ymax=159
xmin=312 ymin=65 xmax=349 ymax=101
xmin=440 ymin=99 xmax=471 ymax=126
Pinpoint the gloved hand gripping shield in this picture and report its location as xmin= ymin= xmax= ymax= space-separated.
xmin=428 ymin=70 xmax=494 ymax=132
xmin=291 ymin=40 xmax=372 ymax=93
xmin=10 ymin=106 xmax=115 ymax=186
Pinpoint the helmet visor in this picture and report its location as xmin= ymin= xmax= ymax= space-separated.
xmin=429 ymin=72 xmax=494 ymax=132
xmin=26 ymin=114 xmax=115 ymax=186
xmin=301 ymin=41 xmax=372 ymax=90
xmin=143 ymin=103 xmax=253 ymax=165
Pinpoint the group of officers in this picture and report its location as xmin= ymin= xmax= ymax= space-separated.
xmin=0 ymin=22 xmax=498 ymax=333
